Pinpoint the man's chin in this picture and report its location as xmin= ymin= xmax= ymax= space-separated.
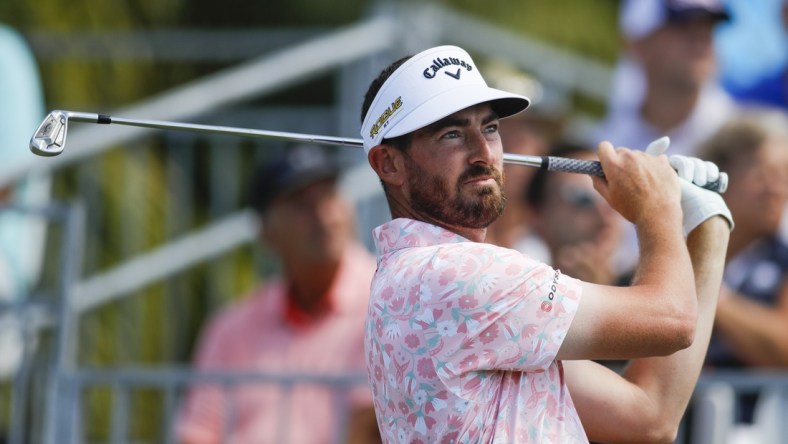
xmin=459 ymin=200 xmax=504 ymax=228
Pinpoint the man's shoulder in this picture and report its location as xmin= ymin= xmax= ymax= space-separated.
xmin=373 ymin=218 xmax=469 ymax=256
xmin=390 ymin=240 xmax=542 ymax=275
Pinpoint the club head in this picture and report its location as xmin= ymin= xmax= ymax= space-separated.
xmin=30 ymin=110 xmax=68 ymax=157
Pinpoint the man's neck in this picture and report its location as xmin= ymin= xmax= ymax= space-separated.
xmin=393 ymin=215 xmax=487 ymax=243
xmin=286 ymin=260 xmax=340 ymax=314
xmin=389 ymin=200 xmax=488 ymax=243
xmin=640 ymin=85 xmax=701 ymax=133
xmin=446 ymin=223 xmax=487 ymax=243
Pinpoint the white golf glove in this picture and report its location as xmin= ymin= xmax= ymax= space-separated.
xmin=645 ymin=137 xmax=734 ymax=236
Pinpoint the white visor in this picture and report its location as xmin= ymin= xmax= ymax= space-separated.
xmin=361 ymin=45 xmax=530 ymax=153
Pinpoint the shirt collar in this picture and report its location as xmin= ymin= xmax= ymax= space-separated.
xmin=372 ymin=218 xmax=471 ymax=258
xmin=284 ymin=285 xmax=332 ymax=328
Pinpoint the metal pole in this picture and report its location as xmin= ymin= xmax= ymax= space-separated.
xmin=43 ymin=202 xmax=86 ymax=444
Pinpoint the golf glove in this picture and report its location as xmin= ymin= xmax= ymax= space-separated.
xmin=644 ymin=138 xmax=734 ymax=236
xmin=667 ymin=155 xmax=734 ymax=236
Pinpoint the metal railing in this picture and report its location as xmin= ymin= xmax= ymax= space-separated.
xmin=0 ymin=202 xmax=85 ymax=444
xmin=60 ymin=368 xmax=370 ymax=444
xmin=686 ymin=372 xmax=788 ymax=444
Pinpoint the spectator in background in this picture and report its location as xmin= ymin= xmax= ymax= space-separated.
xmin=524 ymin=144 xmax=631 ymax=286
xmin=481 ymin=62 xmax=563 ymax=253
xmin=596 ymin=0 xmax=738 ymax=157
xmin=691 ymin=110 xmax=788 ymax=438
xmin=699 ymin=110 xmax=788 ymax=372
xmin=177 ymin=146 xmax=380 ymax=444
xmin=484 ymin=113 xmax=558 ymax=253
xmin=0 ymin=24 xmax=49 ymax=378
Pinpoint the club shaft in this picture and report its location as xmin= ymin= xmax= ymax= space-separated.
xmin=40 ymin=111 xmax=727 ymax=193
xmin=64 ymin=112 xmax=563 ymax=170
xmin=67 ymin=112 xmax=365 ymax=149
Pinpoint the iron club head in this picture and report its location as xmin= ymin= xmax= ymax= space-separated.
xmin=30 ymin=110 xmax=69 ymax=157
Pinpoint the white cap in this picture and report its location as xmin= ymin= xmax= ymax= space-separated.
xmin=620 ymin=0 xmax=730 ymax=41
xmin=360 ymin=45 xmax=530 ymax=153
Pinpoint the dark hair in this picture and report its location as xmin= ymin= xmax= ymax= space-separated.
xmin=360 ymin=55 xmax=412 ymax=151
xmin=524 ymin=143 xmax=595 ymax=209
xmin=697 ymin=110 xmax=788 ymax=172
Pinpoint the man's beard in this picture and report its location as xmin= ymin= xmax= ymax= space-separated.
xmin=404 ymin=154 xmax=506 ymax=229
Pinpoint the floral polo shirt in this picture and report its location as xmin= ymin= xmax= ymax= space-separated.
xmin=365 ymin=218 xmax=587 ymax=443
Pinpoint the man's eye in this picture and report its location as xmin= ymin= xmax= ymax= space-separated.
xmin=484 ymin=124 xmax=498 ymax=134
xmin=441 ymin=130 xmax=461 ymax=140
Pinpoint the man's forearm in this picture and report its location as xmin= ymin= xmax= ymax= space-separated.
xmin=621 ymin=216 xmax=729 ymax=430
xmin=715 ymin=292 xmax=788 ymax=366
xmin=631 ymin=203 xmax=697 ymax=309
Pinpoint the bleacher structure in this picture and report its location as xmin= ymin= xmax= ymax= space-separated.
xmin=2 ymin=4 xmax=787 ymax=443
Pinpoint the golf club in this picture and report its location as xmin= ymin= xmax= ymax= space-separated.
xmin=30 ymin=110 xmax=728 ymax=193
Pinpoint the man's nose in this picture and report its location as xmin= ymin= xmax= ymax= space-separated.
xmin=468 ymin=131 xmax=495 ymax=165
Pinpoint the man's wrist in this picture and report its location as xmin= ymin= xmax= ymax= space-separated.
xmin=687 ymin=213 xmax=731 ymax=238
xmin=638 ymin=204 xmax=684 ymax=236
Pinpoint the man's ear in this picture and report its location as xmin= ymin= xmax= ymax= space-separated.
xmin=367 ymin=145 xmax=406 ymax=187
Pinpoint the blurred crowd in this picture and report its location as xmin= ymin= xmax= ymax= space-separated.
xmin=2 ymin=0 xmax=788 ymax=442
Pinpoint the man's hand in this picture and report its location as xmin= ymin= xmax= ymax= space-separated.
xmin=667 ymin=154 xmax=734 ymax=236
xmin=643 ymin=137 xmax=733 ymax=236
xmin=593 ymin=141 xmax=683 ymax=228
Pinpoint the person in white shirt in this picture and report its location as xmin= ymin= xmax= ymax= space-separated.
xmin=595 ymin=0 xmax=739 ymax=157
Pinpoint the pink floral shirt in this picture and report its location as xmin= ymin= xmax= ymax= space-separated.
xmin=365 ymin=219 xmax=587 ymax=443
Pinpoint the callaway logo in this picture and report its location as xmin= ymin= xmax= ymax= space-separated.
xmin=422 ymin=57 xmax=473 ymax=79
xmin=369 ymin=96 xmax=403 ymax=139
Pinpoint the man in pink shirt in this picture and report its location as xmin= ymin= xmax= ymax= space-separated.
xmin=177 ymin=147 xmax=380 ymax=444
xmin=359 ymin=45 xmax=733 ymax=443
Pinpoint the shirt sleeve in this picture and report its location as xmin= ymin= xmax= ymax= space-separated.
xmin=429 ymin=245 xmax=582 ymax=377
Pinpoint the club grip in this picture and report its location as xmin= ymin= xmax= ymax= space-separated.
xmin=544 ymin=156 xmax=727 ymax=194
xmin=545 ymin=156 xmax=605 ymax=177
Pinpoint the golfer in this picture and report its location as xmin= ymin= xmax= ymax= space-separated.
xmin=361 ymin=45 xmax=733 ymax=443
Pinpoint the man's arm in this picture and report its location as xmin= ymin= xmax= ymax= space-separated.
xmin=557 ymin=142 xmax=698 ymax=360
xmin=713 ymin=281 xmax=788 ymax=366
xmin=565 ymin=216 xmax=730 ymax=443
